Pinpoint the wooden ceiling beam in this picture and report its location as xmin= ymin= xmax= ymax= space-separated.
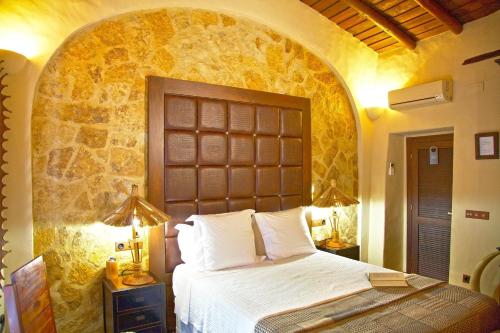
xmin=414 ymin=0 xmax=463 ymax=34
xmin=462 ymin=49 xmax=500 ymax=65
xmin=342 ymin=0 xmax=417 ymax=50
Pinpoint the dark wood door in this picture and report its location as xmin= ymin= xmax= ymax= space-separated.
xmin=407 ymin=134 xmax=453 ymax=281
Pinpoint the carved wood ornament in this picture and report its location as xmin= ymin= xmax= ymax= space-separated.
xmin=0 ymin=60 xmax=10 ymax=284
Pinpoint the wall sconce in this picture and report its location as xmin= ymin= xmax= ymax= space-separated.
xmin=365 ymin=107 xmax=388 ymax=121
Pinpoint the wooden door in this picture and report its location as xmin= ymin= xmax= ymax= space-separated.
xmin=407 ymin=134 xmax=453 ymax=281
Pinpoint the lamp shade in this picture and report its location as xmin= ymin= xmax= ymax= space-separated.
xmin=102 ymin=185 xmax=171 ymax=227
xmin=312 ymin=180 xmax=359 ymax=208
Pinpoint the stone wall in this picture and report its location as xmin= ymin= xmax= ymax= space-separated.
xmin=32 ymin=8 xmax=358 ymax=332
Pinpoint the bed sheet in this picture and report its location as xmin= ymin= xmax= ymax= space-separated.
xmin=172 ymin=251 xmax=392 ymax=333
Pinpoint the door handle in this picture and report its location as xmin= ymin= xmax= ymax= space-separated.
xmin=447 ymin=212 xmax=452 ymax=215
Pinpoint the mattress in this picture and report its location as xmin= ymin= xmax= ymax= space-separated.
xmin=172 ymin=251 xmax=392 ymax=333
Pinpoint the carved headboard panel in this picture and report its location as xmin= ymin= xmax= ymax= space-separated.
xmin=147 ymin=76 xmax=311 ymax=329
xmin=148 ymin=75 xmax=311 ymax=266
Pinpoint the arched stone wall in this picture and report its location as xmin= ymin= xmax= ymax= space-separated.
xmin=32 ymin=8 xmax=358 ymax=332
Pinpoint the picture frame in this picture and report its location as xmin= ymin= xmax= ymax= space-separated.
xmin=475 ymin=132 xmax=499 ymax=160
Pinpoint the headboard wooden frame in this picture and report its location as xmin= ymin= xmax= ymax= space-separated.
xmin=147 ymin=76 xmax=311 ymax=330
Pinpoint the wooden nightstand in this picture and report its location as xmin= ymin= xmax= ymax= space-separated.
xmin=103 ymin=277 xmax=166 ymax=333
xmin=316 ymin=243 xmax=360 ymax=260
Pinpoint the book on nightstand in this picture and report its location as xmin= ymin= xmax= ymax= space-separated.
xmin=368 ymin=272 xmax=408 ymax=287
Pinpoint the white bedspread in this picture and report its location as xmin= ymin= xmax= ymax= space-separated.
xmin=173 ymin=251 xmax=392 ymax=333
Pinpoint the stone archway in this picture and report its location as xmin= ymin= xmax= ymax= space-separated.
xmin=32 ymin=8 xmax=358 ymax=332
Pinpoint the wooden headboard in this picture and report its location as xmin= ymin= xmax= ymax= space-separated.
xmin=147 ymin=76 xmax=311 ymax=330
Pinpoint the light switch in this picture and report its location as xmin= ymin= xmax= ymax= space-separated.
xmin=465 ymin=210 xmax=489 ymax=220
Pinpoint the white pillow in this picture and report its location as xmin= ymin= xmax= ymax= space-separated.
xmin=187 ymin=209 xmax=258 ymax=271
xmin=175 ymin=223 xmax=205 ymax=269
xmin=254 ymin=207 xmax=316 ymax=260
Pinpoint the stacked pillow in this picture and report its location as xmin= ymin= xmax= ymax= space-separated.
xmin=175 ymin=207 xmax=316 ymax=271
xmin=253 ymin=207 xmax=316 ymax=260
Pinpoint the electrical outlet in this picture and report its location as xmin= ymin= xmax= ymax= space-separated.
xmin=115 ymin=241 xmax=143 ymax=252
xmin=462 ymin=274 xmax=470 ymax=284
xmin=115 ymin=241 xmax=131 ymax=251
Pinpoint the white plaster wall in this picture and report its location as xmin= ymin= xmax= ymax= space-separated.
xmin=368 ymin=11 xmax=500 ymax=294
xmin=383 ymin=134 xmax=405 ymax=271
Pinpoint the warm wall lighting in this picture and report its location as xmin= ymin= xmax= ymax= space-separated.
xmin=0 ymin=30 xmax=41 ymax=59
xmin=357 ymin=85 xmax=390 ymax=109
xmin=364 ymin=106 xmax=388 ymax=120
xmin=358 ymin=86 xmax=391 ymax=120
xmin=356 ymin=67 xmax=410 ymax=120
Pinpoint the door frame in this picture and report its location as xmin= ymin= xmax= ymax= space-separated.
xmin=406 ymin=133 xmax=454 ymax=274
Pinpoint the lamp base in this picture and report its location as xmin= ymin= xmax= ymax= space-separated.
xmin=326 ymin=229 xmax=344 ymax=248
xmin=122 ymin=272 xmax=155 ymax=286
xmin=325 ymin=239 xmax=345 ymax=248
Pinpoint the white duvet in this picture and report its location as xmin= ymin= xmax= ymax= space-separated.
xmin=173 ymin=251 xmax=392 ymax=333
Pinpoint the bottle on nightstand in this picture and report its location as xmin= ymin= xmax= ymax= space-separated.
xmin=106 ymin=257 xmax=118 ymax=280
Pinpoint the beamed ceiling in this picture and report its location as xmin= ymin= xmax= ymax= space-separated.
xmin=302 ymin=0 xmax=500 ymax=53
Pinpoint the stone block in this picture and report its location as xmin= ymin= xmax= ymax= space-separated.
xmin=58 ymin=104 xmax=110 ymax=124
xmin=76 ymin=126 xmax=108 ymax=148
xmin=47 ymin=147 xmax=74 ymax=178
xmin=110 ymin=147 xmax=144 ymax=177
xmin=65 ymin=148 xmax=105 ymax=180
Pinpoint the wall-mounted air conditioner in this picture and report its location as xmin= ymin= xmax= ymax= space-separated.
xmin=388 ymin=80 xmax=453 ymax=110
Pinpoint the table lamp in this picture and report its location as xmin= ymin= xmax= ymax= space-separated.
xmin=312 ymin=180 xmax=359 ymax=248
xmin=102 ymin=184 xmax=171 ymax=285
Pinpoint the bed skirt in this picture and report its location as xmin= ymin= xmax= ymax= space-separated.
xmin=177 ymin=317 xmax=202 ymax=333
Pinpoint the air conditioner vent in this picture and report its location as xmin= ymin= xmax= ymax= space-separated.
xmin=389 ymin=80 xmax=453 ymax=110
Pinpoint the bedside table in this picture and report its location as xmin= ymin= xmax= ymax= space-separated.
xmin=316 ymin=243 xmax=360 ymax=260
xmin=103 ymin=277 xmax=166 ymax=333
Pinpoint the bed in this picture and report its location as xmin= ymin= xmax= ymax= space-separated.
xmin=147 ymin=76 xmax=499 ymax=332
xmin=173 ymin=252 xmax=498 ymax=333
